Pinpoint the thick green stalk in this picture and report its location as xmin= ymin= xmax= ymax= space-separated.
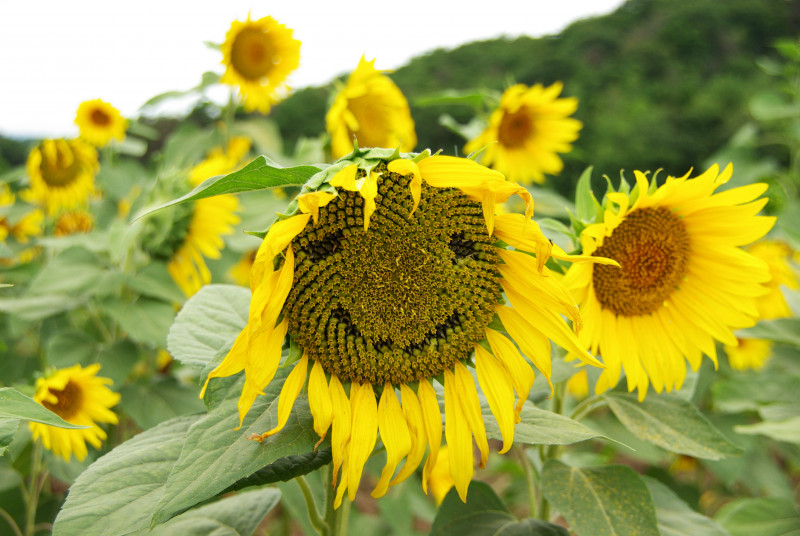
xmin=297 ymin=475 xmax=328 ymax=535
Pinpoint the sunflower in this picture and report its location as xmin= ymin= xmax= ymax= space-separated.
xmin=26 ymin=138 xmax=98 ymax=216
xmin=165 ymin=138 xmax=248 ymax=296
xmin=54 ymin=210 xmax=94 ymax=236
xmin=723 ymin=240 xmax=798 ymax=370
xmin=326 ymin=57 xmax=417 ymax=159
xmin=29 ymin=364 xmax=120 ymax=462
xmin=200 ymin=150 xmax=614 ymax=505
xmin=220 ymin=15 xmax=300 ymax=114
xmin=1 ymin=184 xmax=44 ymax=245
xmin=563 ymin=164 xmax=775 ymax=399
xmin=464 ymin=83 xmax=582 ymax=184
xmin=75 ymin=99 xmax=127 ymax=147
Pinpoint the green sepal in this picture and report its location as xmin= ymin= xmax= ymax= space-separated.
xmin=574 ymin=166 xmax=603 ymax=223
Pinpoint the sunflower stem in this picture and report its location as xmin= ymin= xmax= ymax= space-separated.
xmin=297 ymin=474 xmax=328 ymax=535
xmin=514 ymin=445 xmax=538 ymax=518
xmin=23 ymin=443 xmax=47 ymax=536
xmin=0 ymin=507 xmax=23 ymax=536
xmin=569 ymin=394 xmax=607 ymax=422
xmin=322 ymin=464 xmax=349 ymax=536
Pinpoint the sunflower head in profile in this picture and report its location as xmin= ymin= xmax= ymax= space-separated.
xmin=200 ymin=148 xmax=614 ymax=505
xmin=54 ymin=209 xmax=94 ymax=236
xmin=464 ymin=83 xmax=582 ymax=185
xmin=326 ymin=57 xmax=417 ymax=159
xmin=220 ymin=15 xmax=301 ymax=114
xmin=26 ymin=138 xmax=99 ymax=216
xmin=29 ymin=364 xmax=120 ymax=461
xmin=143 ymin=137 xmax=248 ymax=297
xmin=75 ymin=99 xmax=127 ymax=148
xmin=563 ymin=164 xmax=776 ymax=399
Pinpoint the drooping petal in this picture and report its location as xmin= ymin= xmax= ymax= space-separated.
xmin=308 ymin=359 xmax=333 ymax=440
xmin=419 ymin=380 xmax=443 ymax=493
xmin=444 ymin=368 xmax=473 ymax=502
xmin=485 ymin=328 xmax=535 ymax=422
xmin=391 ymin=384 xmax=427 ymax=487
xmin=474 ymin=345 xmax=516 ymax=453
xmin=347 ymin=382 xmax=378 ymax=501
xmin=372 ymin=385 xmax=412 ymax=498
xmin=453 ymin=360 xmax=489 ymax=468
xmin=387 ymin=159 xmax=422 ymax=214
xmin=254 ymin=353 xmax=308 ymax=440
xmin=329 ymin=375 xmax=351 ymax=488
xmin=297 ymin=191 xmax=337 ymax=225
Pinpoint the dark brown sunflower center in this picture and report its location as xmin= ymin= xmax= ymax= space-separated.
xmin=592 ymin=206 xmax=690 ymax=316
xmin=285 ymin=164 xmax=503 ymax=385
xmin=231 ymin=27 xmax=276 ymax=80
xmin=40 ymin=143 xmax=84 ymax=187
xmin=41 ymin=380 xmax=82 ymax=421
xmin=498 ymin=107 xmax=534 ymax=147
xmin=90 ymin=108 xmax=111 ymax=126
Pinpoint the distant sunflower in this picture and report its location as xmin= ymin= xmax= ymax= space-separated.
xmin=1 ymin=184 xmax=43 ymax=245
xmin=221 ymin=15 xmax=300 ymax=114
xmin=26 ymin=138 xmax=98 ymax=215
xmin=464 ymin=83 xmax=582 ymax=184
xmin=29 ymin=364 xmax=120 ymax=462
xmin=54 ymin=210 xmax=94 ymax=236
xmin=326 ymin=57 xmax=416 ymax=159
xmin=563 ymin=164 xmax=775 ymax=399
xmin=75 ymin=99 xmax=127 ymax=147
xmin=229 ymin=249 xmax=257 ymax=287
xmin=200 ymin=149 xmax=613 ymax=505
xmin=166 ymin=138 xmax=248 ymax=296
xmin=724 ymin=240 xmax=798 ymax=370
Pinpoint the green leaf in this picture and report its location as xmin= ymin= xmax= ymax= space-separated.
xmin=167 ymin=285 xmax=250 ymax=370
xmin=150 ymin=488 xmax=281 ymax=536
xmin=574 ymin=166 xmax=601 ymax=223
xmin=136 ymin=156 xmax=321 ymax=219
xmin=542 ymin=460 xmax=660 ymax=536
xmin=223 ymin=447 xmax=332 ymax=493
xmin=714 ymin=498 xmax=800 ymax=536
xmin=484 ymin=401 xmax=610 ymax=446
xmin=119 ymin=379 xmax=206 ymax=430
xmin=101 ymin=297 xmax=176 ymax=347
xmin=0 ymin=388 xmax=88 ymax=429
xmin=643 ymin=477 xmax=731 ymax=536
xmin=27 ymin=247 xmax=123 ymax=297
xmin=431 ymin=481 xmax=569 ymax=536
xmin=52 ymin=415 xmax=199 ymax=536
xmin=97 ymin=340 xmax=141 ymax=386
xmin=604 ymin=393 xmax=742 ymax=459
xmin=45 ymin=331 xmax=99 ymax=368
xmin=738 ymin=318 xmax=800 ymax=348
xmin=734 ymin=415 xmax=800 ymax=445
xmin=125 ymin=263 xmax=186 ymax=305
xmin=0 ymin=419 xmax=20 ymax=455
xmin=0 ymin=293 xmax=84 ymax=321
xmin=151 ymin=368 xmax=321 ymax=526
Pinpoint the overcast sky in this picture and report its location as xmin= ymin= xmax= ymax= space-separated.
xmin=0 ymin=0 xmax=625 ymax=138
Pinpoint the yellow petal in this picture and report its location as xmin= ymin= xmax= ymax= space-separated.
xmin=255 ymin=353 xmax=308 ymax=440
xmin=444 ymin=368 xmax=472 ymax=502
xmin=387 ymin=159 xmax=422 ymax=214
xmin=419 ymin=380 xmax=443 ymax=494
xmin=495 ymin=306 xmax=553 ymax=391
xmin=297 ymin=191 xmax=337 ymax=225
xmin=329 ymin=375 xmax=351 ymax=488
xmin=372 ymin=385 xmax=412 ymax=498
xmin=328 ymin=164 xmax=359 ymax=191
xmin=238 ymin=319 xmax=288 ymax=427
xmin=453 ymin=361 xmax=489 ymax=468
xmin=360 ymin=171 xmax=379 ymax=231
xmin=485 ymin=328 xmax=534 ymax=422
xmin=347 ymin=382 xmax=378 ymax=501
xmin=308 ymin=359 xmax=333 ymax=439
xmin=493 ymin=213 xmax=552 ymax=269
xmin=474 ymin=345 xmax=515 ymax=453
xmin=250 ymin=213 xmax=310 ymax=290
xmin=200 ymin=325 xmax=250 ymax=398
xmin=391 ymin=384 xmax=427 ymax=487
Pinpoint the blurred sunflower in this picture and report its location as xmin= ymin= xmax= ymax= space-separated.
xmin=26 ymin=138 xmax=98 ymax=215
xmin=229 ymin=249 xmax=257 ymax=287
xmin=54 ymin=210 xmax=94 ymax=236
xmin=464 ymin=83 xmax=581 ymax=184
xmin=200 ymin=150 xmax=614 ymax=505
xmin=563 ymin=164 xmax=775 ymax=399
xmin=29 ymin=364 xmax=120 ymax=462
xmin=724 ymin=240 xmax=798 ymax=370
xmin=165 ymin=137 xmax=248 ymax=296
xmin=75 ymin=99 xmax=127 ymax=147
xmin=1 ymin=184 xmax=43 ymax=245
xmin=326 ymin=57 xmax=416 ymax=159
xmin=221 ymin=15 xmax=300 ymax=114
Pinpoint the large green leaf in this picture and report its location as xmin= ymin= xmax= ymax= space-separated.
xmin=150 ymin=488 xmax=281 ymax=536
xmin=643 ymin=477 xmax=731 ymax=536
xmin=431 ymin=481 xmax=569 ymax=536
xmin=0 ymin=419 xmax=19 ymax=455
xmin=137 ymin=156 xmax=321 ymax=218
xmin=26 ymin=247 xmax=123 ymax=297
xmin=0 ymin=293 xmax=84 ymax=321
xmin=101 ymin=297 xmax=176 ymax=347
xmin=119 ymin=379 xmax=206 ymax=430
xmin=738 ymin=318 xmax=800 ymax=348
xmin=714 ymin=498 xmax=800 ymax=536
xmin=167 ymin=285 xmax=250 ymax=370
xmin=734 ymin=415 xmax=800 ymax=445
xmin=604 ymin=393 xmax=742 ymax=459
xmin=151 ymin=369 xmax=323 ymax=526
xmin=0 ymin=388 xmax=87 ymax=429
xmin=542 ymin=460 xmax=660 ymax=536
xmin=484 ymin=401 xmax=610 ymax=446
xmin=52 ymin=415 xmax=200 ymax=536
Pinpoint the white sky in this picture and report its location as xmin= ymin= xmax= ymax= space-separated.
xmin=0 ymin=0 xmax=624 ymax=139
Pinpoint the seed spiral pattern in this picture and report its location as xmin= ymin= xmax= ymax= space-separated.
xmin=592 ymin=206 xmax=690 ymax=316
xmin=285 ymin=165 xmax=503 ymax=385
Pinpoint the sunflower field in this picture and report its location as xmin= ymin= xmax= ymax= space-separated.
xmin=2 ymin=2 xmax=800 ymax=536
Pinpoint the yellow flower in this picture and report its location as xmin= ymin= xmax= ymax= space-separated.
xmin=166 ymin=138 xmax=247 ymax=296
xmin=464 ymin=83 xmax=582 ymax=184
xmin=54 ymin=210 xmax=94 ymax=236
xmin=566 ymin=368 xmax=590 ymax=399
xmin=563 ymin=164 xmax=775 ymax=399
xmin=75 ymin=99 xmax=127 ymax=147
xmin=29 ymin=364 xmax=120 ymax=461
xmin=26 ymin=138 xmax=98 ymax=215
xmin=201 ymin=151 xmax=613 ymax=505
xmin=427 ymin=446 xmax=455 ymax=506
xmin=326 ymin=57 xmax=417 ymax=159
xmin=229 ymin=249 xmax=257 ymax=287
xmin=220 ymin=15 xmax=300 ymax=114
xmin=725 ymin=338 xmax=773 ymax=371
xmin=1 ymin=184 xmax=44 ymax=245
